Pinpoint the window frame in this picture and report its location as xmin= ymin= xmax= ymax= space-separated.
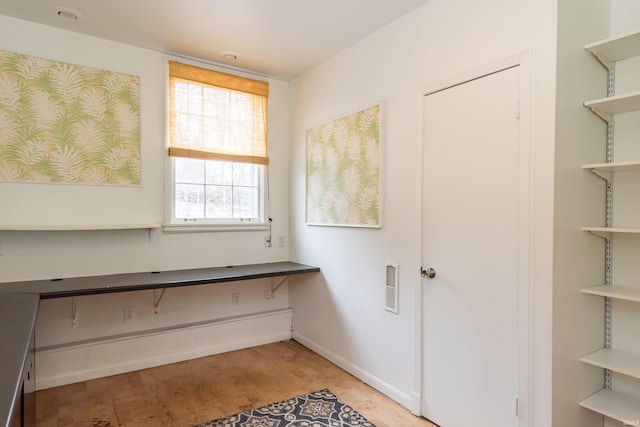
xmin=163 ymin=59 xmax=270 ymax=233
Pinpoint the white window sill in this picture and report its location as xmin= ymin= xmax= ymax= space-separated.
xmin=162 ymin=223 xmax=269 ymax=233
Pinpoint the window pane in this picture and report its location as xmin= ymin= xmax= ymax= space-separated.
xmin=205 ymin=160 xmax=232 ymax=185
xmin=233 ymin=186 xmax=258 ymax=218
xmin=175 ymin=160 xmax=261 ymax=221
xmin=205 ymin=185 xmax=232 ymax=218
xmin=187 ymin=83 xmax=202 ymax=111
xmin=233 ymin=163 xmax=257 ymax=186
xmin=175 ymin=158 xmax=204 ymax=184
xmin=174 ymin=82 xmax=190 ymax=113
xmin=175 ymin=183 xmax=205 ymax=219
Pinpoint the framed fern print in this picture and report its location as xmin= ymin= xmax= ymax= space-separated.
xmin=0 ymin=49 xmax=140 ymax=185
xmin=306 ymin=103 xmax=382 ymax=228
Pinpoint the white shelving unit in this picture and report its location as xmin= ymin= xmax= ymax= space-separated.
xmin=580 ymin=29 xmax=640 ymax=422
xmin=0 ymin=224 xmax=162 ymax=243
xmin=584 ymin=160 xmax=640 ymax=173
xmin=581 ymin=389 xmax=640 ymax=424
xmin=582 ymin=285 xmax=640 ymax=303
xmin=581 ymin=348 xmax=640 ymax=379
xmin=582 ymin=227 xmax=640 ymax=239
xmin=585 ymin=29 xmax=640 ymax=70
xmin=584 ymin=92 xmax=640 ymax=122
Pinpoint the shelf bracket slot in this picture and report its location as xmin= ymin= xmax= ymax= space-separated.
xmin=271 ymin=276 xmax=290 ymax=294
xmin=153 ymin=288 xmax=166 ymax=314
xmin=603 ymin=67 xmax=615 ymax=390
xmin=71 ymin=296 xmax=78 ymax=328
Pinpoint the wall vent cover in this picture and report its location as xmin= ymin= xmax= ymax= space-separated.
xmin=385 ymin=263 xmax=399 ymax=314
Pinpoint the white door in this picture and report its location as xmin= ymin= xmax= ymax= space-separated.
xmin=421 ymin=66 xmax=522 ymax=427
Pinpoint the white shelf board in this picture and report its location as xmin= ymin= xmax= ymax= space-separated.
xmin=580 ymin=389 xmax=640 ymax=423
xmin=583 ymin=160 xmax=640 ymax=174
xmin=581 ymin=348 xmax=640 ymax=379
xmin=582 ymin=285 xmax=640 ymax=303
xmin=584 ymin=91 xmax=640 ymax=122
xmin=0 ymin=224 xmax=161 ymax=231
xmin=582 ymin=226 xmax=640 ymax=239
xmin=585 ymin=29 xmax=640 ymax=70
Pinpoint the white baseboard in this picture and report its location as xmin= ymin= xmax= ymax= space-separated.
xmin=36 ymin=309 xmax=293 ymax=390
xmin=291 ymin=332 xmax=413 ymax=410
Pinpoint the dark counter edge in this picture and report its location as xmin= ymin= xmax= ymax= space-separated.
xmin=40 ymin=262 xmax=320 ymax=299
xmin=0 ymin=293 xmax=39 ymax=427
xmin=0 ymin=261 xmax=320 ymax=300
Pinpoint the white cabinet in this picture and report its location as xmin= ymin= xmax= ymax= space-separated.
xmin=580 ymin=29 xmax=640 ymax=424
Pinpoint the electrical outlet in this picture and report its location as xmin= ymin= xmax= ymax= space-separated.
xmin=265 ymin=290 xmax=273 ymax=301
xmin=232 ymin=293 xmax=240 ymax=306
xmin=265 ymin=235 xmax=272 ymax=247
xmin=278 ymin=235 xmax=285 ymax=247
xmin=124 ymin=307 xmax=134 ymax=323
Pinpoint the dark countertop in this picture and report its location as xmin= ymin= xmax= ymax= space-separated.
xmin=0 ymin=293 xmax=39 ymax=427
xmin=0 ymin=261 xmax=320 ymax=299
xmin=0 ymin=261 xmax=319 ymax=427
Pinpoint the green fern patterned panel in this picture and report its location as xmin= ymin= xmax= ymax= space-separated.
xmin=306 ymin=104 xmax=381 ymax=227
xmin=0 ymin=50 xmax=140 ymax=185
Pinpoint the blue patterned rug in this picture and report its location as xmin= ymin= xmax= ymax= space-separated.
xmin=193 ymin=388 xmax=376 ymax=427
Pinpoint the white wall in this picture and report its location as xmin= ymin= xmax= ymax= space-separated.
xmin=0 ymin=15 xmax=294 ymax=388
xmin=289 ymin=0 xmax=557 ymax=423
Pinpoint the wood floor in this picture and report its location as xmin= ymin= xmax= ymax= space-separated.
xmin=35 ymin=340 xmax=437 ymax=427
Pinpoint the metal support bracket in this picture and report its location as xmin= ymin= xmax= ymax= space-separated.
xmin=589 ymin=168 xmax=612 ymax=181
xmin=153 ymin=288 xmax=166 ymax=314
xmin=271 ymin=275 xmax=290 ymax=294
xmin=71 ymin=296 xmax=78 ymax=328
xmin=586 ymin=105 xmax=612 ymax=123
xmin=591 ymin=51 xmax=613 ymax=72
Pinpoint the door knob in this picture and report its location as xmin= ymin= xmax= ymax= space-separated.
xmin=421 ymin=267 xmax=436 ymax=279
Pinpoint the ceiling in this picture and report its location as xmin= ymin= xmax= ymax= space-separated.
xmin=0 ymin=0 xmax=430 ymax=79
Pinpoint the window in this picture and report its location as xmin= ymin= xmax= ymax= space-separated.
xmin=167 ymin=61 xmax=269 ymax=227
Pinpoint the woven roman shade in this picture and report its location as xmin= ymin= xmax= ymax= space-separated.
xmin=168 ymin=61 xmax=269 ymax=165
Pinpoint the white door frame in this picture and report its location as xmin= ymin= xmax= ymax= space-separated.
xmin=412 ymin=51 xmax=533 ymax=426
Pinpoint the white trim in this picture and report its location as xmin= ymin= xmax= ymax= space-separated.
xmin=162 ymin=56 xmax=269 ymax=230
xmin=414 ymin=50 xmax=533 ymax=426
xmin=163 ymin=223 xmax=269 ymax=233
xmin=292 ymin=332 xmax=414 ymax=411
xmin=36 ymin=309 xmax=293 ymax=390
